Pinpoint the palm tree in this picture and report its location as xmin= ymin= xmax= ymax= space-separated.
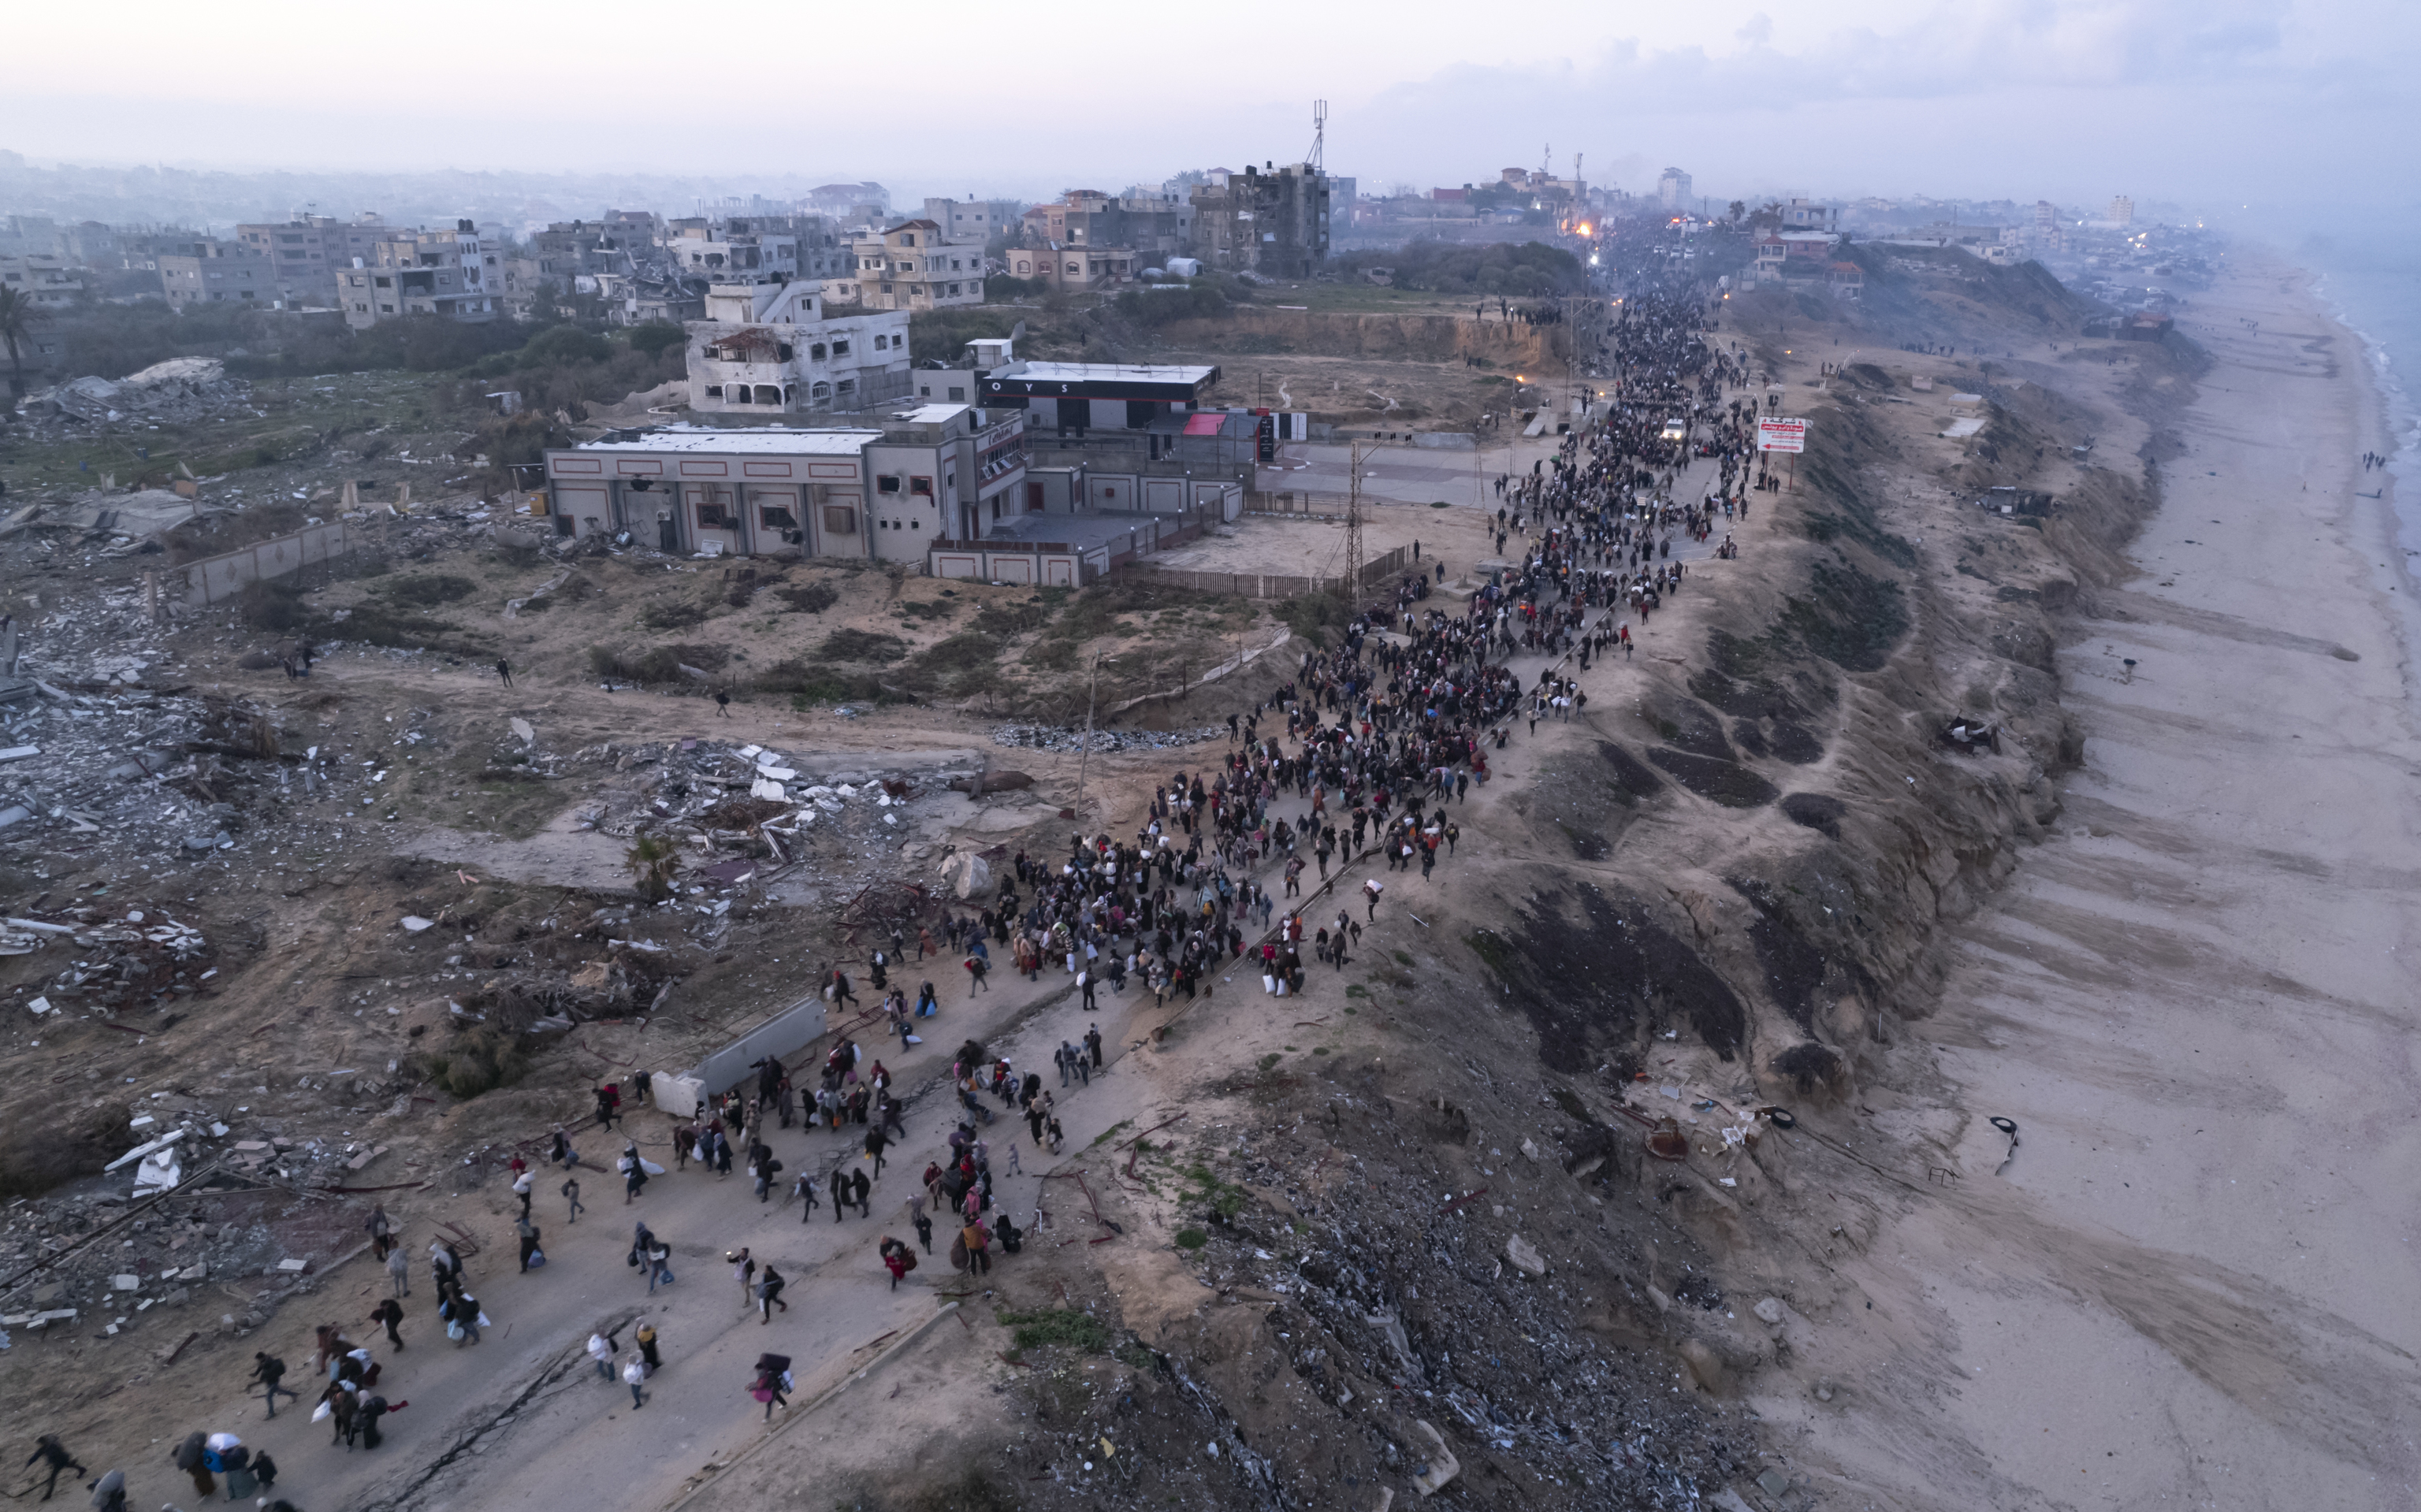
xmin=625 ymin=832 xmax=679 ymax=901
xmin=0 ymin=284 xmax=43 ymax=404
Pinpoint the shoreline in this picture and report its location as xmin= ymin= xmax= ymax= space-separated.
xmin=1769 ymin=251 xmax=2421 ymax=1506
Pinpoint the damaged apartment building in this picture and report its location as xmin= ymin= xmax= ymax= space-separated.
xmin=336 ymin=220 xmax=513 ymax=328
xmin=683 ymin=279 xmax=913 ymax=417
xmin=820 ymin=220 xmax=986 ymax=310
xmin=1190 ymin=162 xmax=1331 ymax=277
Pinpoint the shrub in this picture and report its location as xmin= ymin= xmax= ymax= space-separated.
xmin=995 ymin=1307 xmax=1110 ymax=1352
xmin=642 ymin=600 xmax=709 ymax=630
xmin=1277 ymin=592 xmax=1354 ymax=647
xmin=816 ymin=628 xmax=909 ymax=663
xmin=381 ymin=574 xmax=478 ymax=606
xmin=898 ymin=631 xmax=1003 ymax=695
xmin=588 ymin=643 xmax=727 ymax=684
xmin=754 ymin=659 xmax=895 ymax=704
xmin=624 ymin=321 xmax=686 ymax=358
xmin=419 ymin=1025 xmax=528 ymax=1099
xmin=774 ymin=581 xmax=839 ymax=614
xmin=239 ymin=578 xmax=307 ymax=632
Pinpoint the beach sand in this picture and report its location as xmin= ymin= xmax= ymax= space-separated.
xmin=1757 ymin=252 xmax=2421 ymax=1507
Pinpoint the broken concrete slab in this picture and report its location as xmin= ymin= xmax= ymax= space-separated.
xmin=1408 ymin=1419 xmax=1460 ymax=1496
xmin=1504 ymin=1235 xmax=1547 ymax=1276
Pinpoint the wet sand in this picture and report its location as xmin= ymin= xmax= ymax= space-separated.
xmin=1772 ymin=254 xmax=2421 ymax=1506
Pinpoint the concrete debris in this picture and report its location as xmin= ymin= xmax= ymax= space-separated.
xmin=1504 ymin=1235 xmax=1547 ymax=1276
xmin=939 ymin=849 xmax=993 ymax=899
xmin=1408 ymin=1419 xmax=1461 ymax=1496
xmin=991 ymin=723 xmax=1223 ymax=753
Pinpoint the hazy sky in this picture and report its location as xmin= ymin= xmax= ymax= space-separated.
xmin=2 ymin=0 xmax=2409 ymax=222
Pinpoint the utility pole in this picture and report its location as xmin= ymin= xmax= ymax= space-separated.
xmin=1341 ymin=440 xmax=1364 ymax=612
xmin=1073 ymin=653 xmax=1114 ymax=828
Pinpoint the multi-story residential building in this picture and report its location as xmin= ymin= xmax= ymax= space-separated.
xmin=805 ymin=182 xmax=889 ymax=218
xmin=1657 ymin=167 xmax=1693 ymax=210
xmin=335 ymin=221 xmax=504 ymax=329
xmin=157 ymin=239 xmax=273 ymax=309
xmin=235 ymin=214 xmax=400 ymax=306
xmin=821 ymin=221 xmax=984 ymax=310
xmin=921 ymin=198 xmax=1020 ymax=247
xmin=667 ymin=220 xmax=799 ymax=282
xmin=530 ymin=220 xmax=637 ymax=283
xmin=2107 ymin=195 xmax=2135 ymax=225
xmin=1188 ymin=163 xmax=1328 ymax=278
xmin=1019 ymin=191 xmax=1193 ymax=261
xmin=0 ymin=216 xmax=59 ymax=258
xmin=1 ymin=254 xmax=85 ymax=309
xmin=684 ymin=279 xmax=913 ymax=417
xmin=1002 ymin=247 xmax=1142 ymax=291
xmin=54 ymin=221 xmax=120 ymax=268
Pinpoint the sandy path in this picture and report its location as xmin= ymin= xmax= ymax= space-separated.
xmin=1763 ymin=254 xmax=2421 ymax=1506
xmin=162 ymin=440 xmax=1745 ymax=1512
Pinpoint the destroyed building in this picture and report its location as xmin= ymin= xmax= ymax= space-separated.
xmin=1188 ymin=162 xmax=1330 ymax=277
xmin=682 ymin=279 xmax=913 ymax=418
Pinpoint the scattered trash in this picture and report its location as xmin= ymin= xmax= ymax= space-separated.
xmin=991 ymin=723 xmax=1222 ymax=753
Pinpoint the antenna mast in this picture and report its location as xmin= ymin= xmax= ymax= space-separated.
xmin=1310 ymin=100 xmax=1328 ymax=171
xmin=1342 ymin=440 xmax=1364 ymax=612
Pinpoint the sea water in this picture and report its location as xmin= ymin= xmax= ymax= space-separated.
xmin=2297 ymin=209 xmax=2421 ymax=681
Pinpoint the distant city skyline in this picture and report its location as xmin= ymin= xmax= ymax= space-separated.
xmin=2 ymin=0 xmax=2411 ymax=233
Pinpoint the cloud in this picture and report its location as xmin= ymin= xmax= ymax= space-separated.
xmin=1339 ymin=0 xmax=2405 ymax=210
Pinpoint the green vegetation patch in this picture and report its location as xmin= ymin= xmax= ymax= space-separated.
xmin=995 ymin=1307 xmax=1110 ymax=1353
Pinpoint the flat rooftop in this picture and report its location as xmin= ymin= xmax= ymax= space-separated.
xmin=885 ymin=403 xmax=973 ymax=425
xmin=983 ymin=511 xmax=1184 ymax=551
xmin=571 ymin=427 xmax=880 ymax=455
xmin=1005 ymin=362 xmax=1218 ymax=385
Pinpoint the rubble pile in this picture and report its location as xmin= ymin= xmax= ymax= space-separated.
xmin=991 ymin=723 xmax=1223 ymax=754
xmin=1 ymin=1179 xmax=374 ymax=1345
xmin=1097 ymin=1081 xmax=1753 ymax=1510
xmin=18 ymin=358 xmax=251 ymax=426
xmin=0 ymin=1083 xmax=391 ymax=1346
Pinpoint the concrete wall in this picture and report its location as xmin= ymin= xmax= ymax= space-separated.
xmin=182 ymin=520 xmax=357 ymax=606
xmin=929 ymin=546 xmax=1095 ymax=585
xmin=688 ymin=998 xmax=831 ymax=1098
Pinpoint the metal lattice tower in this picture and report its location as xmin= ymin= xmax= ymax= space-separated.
xmin=1342 ymin=440 xmax=1364 ymax=611
xmin=1310 ymin=101 xmax=1328 ymax=172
